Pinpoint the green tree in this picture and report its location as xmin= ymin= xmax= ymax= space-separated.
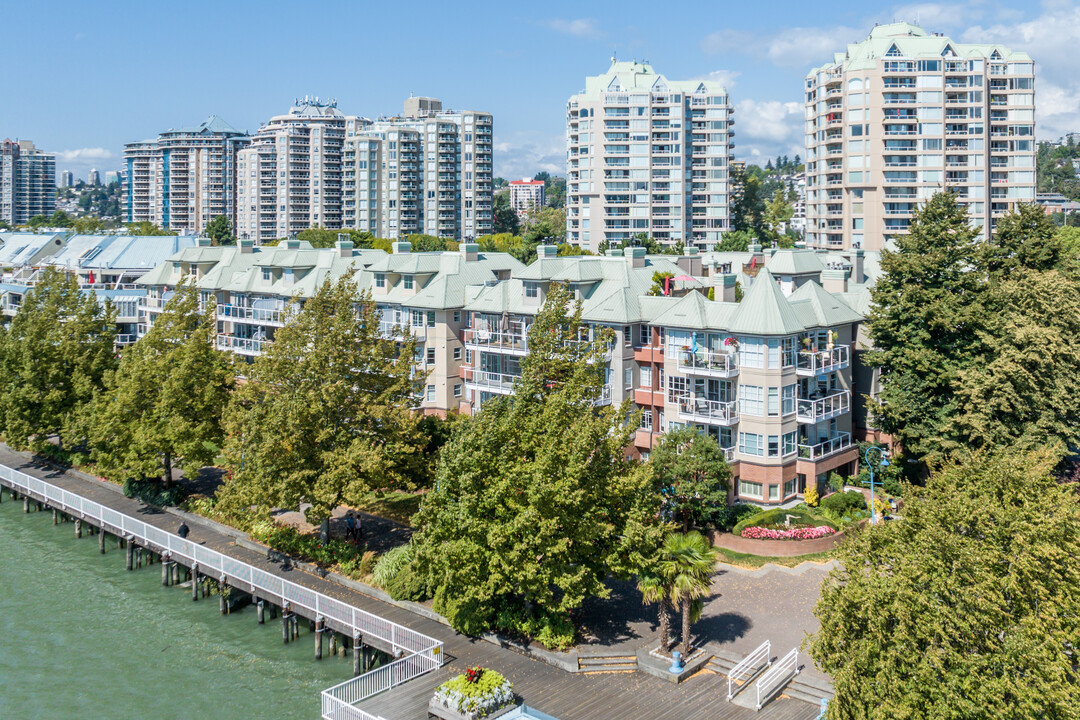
xmin=867 ymin=192 xmax=983 ymax=469
xmin=810 ymin=448 xmax=1080 ymax=719
xmin=217 ymin=273 xmax=425 ymax=538
xmin=204 ymin=215 xmax=235 ymax=246
xmin=649 ymin=426 xmax=731 ymax=531
xmin=49 ymin=210 xmax=73 ymax=227
xmin=762 ymin=189 xmax=795 ymax=246
xmin=1059 ymin=225 xmax=1080 ymax=258
xmin=638 ymin=571 xmax=674 ymax=651
xmin=713 ymin=229 xmax=755 ymax=252
xmin=126 ymin=221 xmax=176 ymax=236
xmin=493 ymin=192 xmax=520 ymax=236
xmin=0 ymin=268 xmax=116 ymax=453
xmin=405 ymin=234 xmax=457 ymax=252
xmin=656 ymin=531 xmax=719 ymax=655
xmin=522 ymin=206 xmax=566 ymax=245
xmin=978 ymin=202 xmax=1061 ymax=280
xmin=411 ymin=283 xmax=663 ymax=642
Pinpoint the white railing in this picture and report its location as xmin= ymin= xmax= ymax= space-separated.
xmin=796 ymin=390 xmax=850 ymax=423
xmin=462 ymin=368 xmax=519 ymax=395
xmin=756 ymin=648 xmax=799 ymax=710
xmin=115 ymin=333 xmax=137 ymax=345
xmin=0 ymin=464 xmax=444 ymax=720
xmin=796 ymin=345 xmax=849 ymax=376
xmin=139 ymin=296 xmax=170 ymax=311
xmin=677 ymin=397 xmax=738 ymax=425
xmin=217 ymin=334 xmax=268 ymax=355
xmin=217 ymin=304 xmax=286 ymax=326
xmin=798 ymin=432 xmax=853 ymax=460
xmin=728 ymin=640 xmax=771 ymax=701
xmin=462 ymin=328 xmax=528 ymax=355
xmin=593 ymin=384 xmax=613 ymax=407
xmin=677 ymin=348 xmax=739 ymax=377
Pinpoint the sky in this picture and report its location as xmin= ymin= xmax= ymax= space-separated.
xmin=4 ymin=0 xmax=1079 ymax=182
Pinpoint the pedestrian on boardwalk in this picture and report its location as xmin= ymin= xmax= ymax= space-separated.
xmin=177 ymin=521 xmax=190 ymax=539
xmin=345 ymin=512 xmax=356 ymax=541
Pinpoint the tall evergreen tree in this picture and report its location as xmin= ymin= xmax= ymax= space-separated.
xmin=810 ymin=448 xmax=1080 ymax=719
xmin=217 ymin=273 xmax=426 ymax=535
xmin=978 ymin=201 xmax=1062 ymax=281
xmin=411 ymin=283 xmax=664 ymax=641
xmin=648 ymin=425 xmax=731 ymax=531
xmin=80 ymin=281 xmax=234 ymax=486
xmin=0 ymin=268 xmax=116 ymax=453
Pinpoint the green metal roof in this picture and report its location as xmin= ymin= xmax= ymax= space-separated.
xmin=728 ymin=269 xmax=806 ymax=335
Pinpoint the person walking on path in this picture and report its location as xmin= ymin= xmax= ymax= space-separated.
xmin=345 ymin=512 xmax=356 ymax=542
xmin=177 ymin=521 xmax=190 ymax=539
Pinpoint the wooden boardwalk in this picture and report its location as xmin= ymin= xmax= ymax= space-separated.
xmin=0 ymin=445 xmax=819 ymax=720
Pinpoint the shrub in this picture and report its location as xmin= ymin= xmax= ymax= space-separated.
xmin=432 ymin=667 xmax=514 ymax=717
xmin=248 ymin=522 xmax=364 ymax=569
xmin=715 ymin=503 xmax=762 ymax=530
xmin=123 ymin=478 xmax=186 ymax=507
xmin=493 ymin=605 xmax=576 ymax=650
xmin=820 ymin=490 xmax=867 ymax=515
xmin=804 ymin=486 xmax=819 ymax=507
xmin=372 ymin=543 xmax=414 ymax=588
xmin=732 ymin=507 xmax=838 ymax=536
xmin=338 ymin=550 xmax=377 ymax=581
xmin=828 ymin=472 xmax=846 ymax=492
xmin=385 ymin=561 xmax=429 ymax=602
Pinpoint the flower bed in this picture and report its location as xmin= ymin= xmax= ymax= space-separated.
xmin=431 ymin=667 xmax=514 ymax=719
xmin=741 ymin=525 xmax=836 ymax=540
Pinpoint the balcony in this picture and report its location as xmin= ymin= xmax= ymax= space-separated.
xmin=462 ymin=367 xmax=517 ymax=395
xmin=677 ymin=397 xmax=738 ymax=426
xmin=796 ymin=390 xmax=851 ymax=424
xmin=796 ymin=345 xmax=849 ymax=376
xmin=798 ymin=432 xmax=853 ymax=460
xmin=217 ymin=304 xmax=286 ymax=326
xmin=115 ymin=333 xmax=137 ymax=346
xmin=217 ymin=334 xmax=268 ymax=356
xmin=676 ymin=348 xmax=738 ymax=378
xmin=462 ymin=329 xmax=528 ymax=356
xmin=139 ymin=296 xmax=170 ymax=311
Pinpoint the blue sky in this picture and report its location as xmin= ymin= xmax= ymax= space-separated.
xmin=3 ymin=0 xmax=1078 ymax=182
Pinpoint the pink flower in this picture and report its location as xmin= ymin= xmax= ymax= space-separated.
xmin=740 ymin=525 xmax=835 ymax=540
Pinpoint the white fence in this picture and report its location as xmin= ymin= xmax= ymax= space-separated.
xmin=727 ymin=640 xmax=771 ymax=701
xmin=0 ymin=464 xmax=444 ymax=720
xmin=756 ymin=648 xmax=799 ymax=710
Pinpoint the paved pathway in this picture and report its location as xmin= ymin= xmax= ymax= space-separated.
xmin=0 ymin=446 xmax=819 ymax=720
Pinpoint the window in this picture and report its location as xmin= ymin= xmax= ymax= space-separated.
xmin=640 ymin=409 xmax=653 ymax=431
xmin=427 ymin=311 xmax=436 ymax=328
xmin=668 ymin=376 xmax=690 ymax=403
xmin=739 ymin=432 xmax=764 ymax=456
xmin=640 ymin=324 xmax=650 ymax=346
xmin=784 ymin=478 xmax=796 ymax=497
xmin=262 ymin=268 xmax=272 ymax=281
xmin=403 ymin=275 xmax=414 ymax=289
xmin=453 ymin=347 xmax=462 ymax=361
xmin=426 ymin=347 xmax=436 ymax=365
xmin=624 ymin=367 xmax=633 ymax=390
xmin=425 ymin=384 xmax=435 ymax=402
xmin=624 ymin=325 xmax=632 ymax=347
xmin=453 ymin=311 xmax=461 ymax=323
xmin=783 ymin=431 xmax=797 ymax=456
xmin=525 ymin=282 xmax=538 ymax=298
xmin=738 ymin=337 xmax=764 ymax=368
xmin=768 ymin=387 xmax=780 ymax=417
xmin=739 ymin=385 xmax=764 ymax=416
xmin=453 ymin=383 xmax=462 ymax=397
xmin=411 ymin=310 xmax=425 ymax=327
xmin=782 ymin=337 xmax=797 ymax=367
xmin=767 ymin=339 xmax=780 ymax=369
xmin=738 ymin=479 xmax=763 ymax=498
xmin=782 ymin=384 xmax=797 ymax=415
xmin=641 ymin=366 xmax=652 ymax=388
xmin=768 ymin=435 xmax=780 ymax=458
xmin=768 ymin=484 xmax=780 ymax=501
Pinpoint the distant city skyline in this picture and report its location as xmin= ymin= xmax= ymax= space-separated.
xmin=3 ymin=0 xmax=1078 ymax=182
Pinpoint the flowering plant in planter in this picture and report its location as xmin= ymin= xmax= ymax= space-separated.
xmin=433 ymin=667 xmax=513 ymax=718
xmin=741 ymin=525 xmax=836 ymax=540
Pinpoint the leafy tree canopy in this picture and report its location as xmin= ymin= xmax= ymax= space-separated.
xmin=204 ymin=215 xmax=235 ymax=246
xmin=648 ymin=425 xmax=731 ymax=531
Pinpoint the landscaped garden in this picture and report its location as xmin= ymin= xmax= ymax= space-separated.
xmin=430 ymin=667 xmax=515 ymax=720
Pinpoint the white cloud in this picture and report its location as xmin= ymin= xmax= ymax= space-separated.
xmin=545 ymin=18 xmax=600 ymax=38
xmin=702 ymin=25 xmax=864 ymax=68
xmin=56 ymin=147 xmax=114 ymax=163
xmin=693 ymin=69 xmax=741 ymax=91
xmin=494 ymin=133 xmax=564 ymax=180
xmin=732 ymin=99 xmax=805 ymax=163
xmin=889 ymin=2 xmax=973 ymax=28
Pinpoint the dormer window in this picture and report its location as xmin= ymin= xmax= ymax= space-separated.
xmin=262 ymin=268 xmax=272 ymax=282
xmin=403 ymin=275 xmax=414 ymax=289
xmin=173 ymin=262 xmax=181 ymax=275
xmin=525 ymin=282 xmax=538 ymax=299
xmin=375 ymin=273 xmax=386 ymax=289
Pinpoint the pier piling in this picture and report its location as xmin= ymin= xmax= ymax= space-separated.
xmin=353 ymin=634 xmax=362 ymax=676
xmin=161 ymin=554 xmax=170 ymax=586
xmin=191 ymin=563 xmax=199 ymax=601
xmin=74 ymin=518 xmax=82 ymax=539
xmin=257 ymin=600 xmax=265 ymax=625
xmin=125 ymin=539 xmax=134 ymax=570
xmin=315 ymin=617 xmax=324 ymax=660
xmin=99 ymin=528 xmax=106 ymax=553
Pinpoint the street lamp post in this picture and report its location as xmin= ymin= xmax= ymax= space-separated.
xmin=863 ymin=445 xmax=889 ymax=526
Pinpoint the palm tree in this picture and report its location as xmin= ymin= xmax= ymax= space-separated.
xmin=637 ymin=571 xmax=672 ymax=651
xmin=658 ymin=530 xmax=719 ymax=656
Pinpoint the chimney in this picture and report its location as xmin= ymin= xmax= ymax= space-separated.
xmin=715 ymin=274 xmax=737 ymax=302
xmin=676 ymin=248 xmax=702 ymax=276
xmin=852 ymin=249 xmax=865 ymax=284
xmin=605 ymin=248 xmax=623 ymax=256
xmin=285 ymin=238 xmax=301 ymax=249
xmin=393 ymin=241 xmax=412 ymax=254
xmin=627 ymin=246 xmax=646 ymax=268
xmin=537 ymin=244 xmax=557 ymax=259
xmin=238 ymin=238 xmax=254 ymax=254
xmin=196 ymin=237 xmax=212 ymax=247
xmin=821 ymin=269 xmax=847 ymax=294
xmin=336 ymin=239 xmax=354 ymax=258
xmin=460 ymin=242 xmax=479 ymax=262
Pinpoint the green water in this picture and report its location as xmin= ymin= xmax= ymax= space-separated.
xmin=0 ymin=496 xmax=351 ymax=720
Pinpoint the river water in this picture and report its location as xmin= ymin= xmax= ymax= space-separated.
xmin=0 ymin=495 xmax=351 ymax=720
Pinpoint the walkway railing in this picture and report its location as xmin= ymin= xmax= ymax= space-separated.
xmin=0 ymin=464 xmax=444 ymax=720
xmin=756 ymin=648 xmax=799 ymax=710
xmin=727 ymin=640 xmax=770 ymax=701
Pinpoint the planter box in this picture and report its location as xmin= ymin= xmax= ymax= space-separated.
xmin=428 ymin=698 xmax=517 ymax=720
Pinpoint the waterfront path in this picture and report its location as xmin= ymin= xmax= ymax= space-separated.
xmin=0 ymin=446 xmax=819 ymax=720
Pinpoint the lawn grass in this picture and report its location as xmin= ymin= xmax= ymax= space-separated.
xmin=715 ymin=546 xmax=837 ymax=570
xmin=353 ymin=489 xmax=426 ymax=527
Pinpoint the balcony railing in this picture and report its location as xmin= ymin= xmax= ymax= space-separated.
xmin=139 ymin=296 xmax=170 ymax=311
xmin=676 ymin=348 xmax=739 ymax=378
xmin=796 ymin=390 xmax=851 ymax=424
xmin=677 ymin=397 xmax=738 ymax=426
xmin=115 ymin=334 xmax=137 ymax=346
xmin=217 ymin=304 xmax=286 ymax=326
xmin=216 ymin=334 xmax=268 ymax=356
xmin=798 ymin=432 xmax=853 ymax=460
xmin=462 ymin=367 xmax=518 ymax=395
xmin=462 ymin=329 xmax=528 ymax=355
xmin=796 ymin=345 xmax=849 ymax=376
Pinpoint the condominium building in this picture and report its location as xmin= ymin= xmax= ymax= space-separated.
xmin=236 ymin=98 xmax=350 ymax=243
xmin=122 ymin=116 xmax=250 ymax=233
xmin=0 ymin=140 xmax=56 ymax=224
xmin=60 ymin=171 xmax=74 ymax=188
xmin=566 ymin=61 xmax=734 ymax=252
xmin=805 ymin=23 xmax=1036 ymax=250
xmin=509 ymin=179 xmax=545 ymax=216
xmin=342 ymin=98 xmax=494 ymax=240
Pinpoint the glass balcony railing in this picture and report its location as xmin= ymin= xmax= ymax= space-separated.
xmin=676 ymin=348 xmax=739 ymax=377
xmin=677 ymin=397 xmax=738 ymax=426
xmin=217 ymin=305 xmax=286 ymax=325
xmin=796 ymin=390 xmax=851 ymax=423
xmin=216 ymin=334 xmax=268 ymax=356
xmin=796 ymin=345 xmax=849 ymax=376
xmin=798 ymin=431 xmax=853 ymax=460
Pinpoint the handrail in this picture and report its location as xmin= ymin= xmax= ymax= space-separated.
xmin=756 ymin=648 xmax=799 ymax=710
xmin=0 ymin=463 xmax=444 ymax=720
xmin=728 ymin=640 xmax=770 ymax=701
